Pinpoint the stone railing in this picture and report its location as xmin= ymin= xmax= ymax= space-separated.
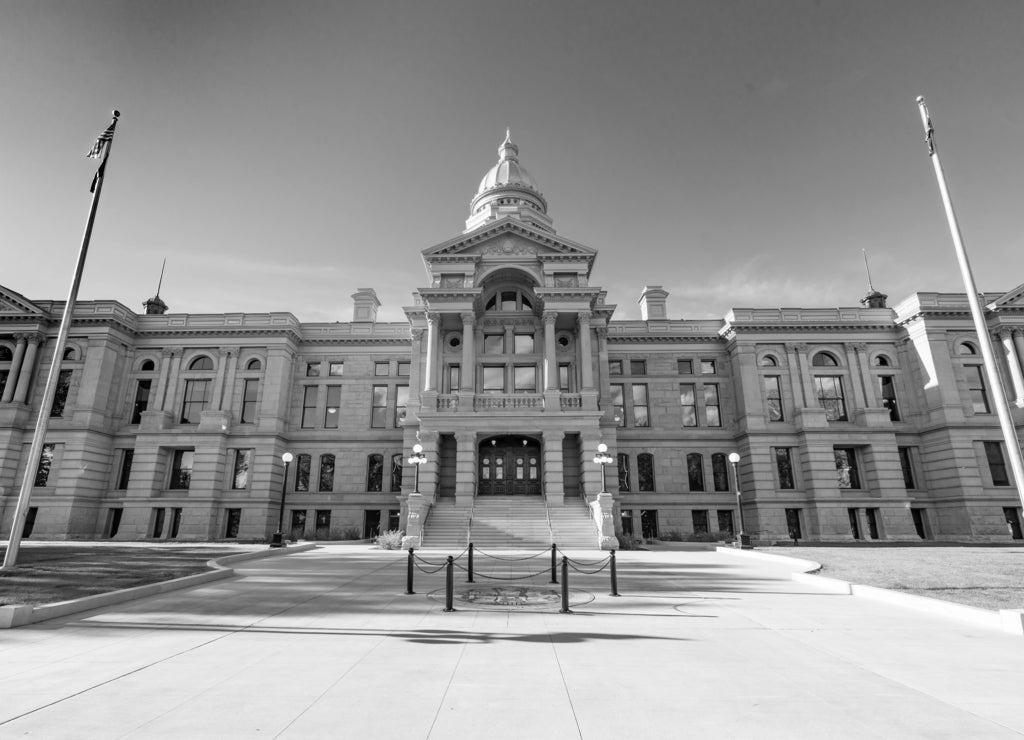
xmin=559 ymin=394 xmax=582 ymax=410
xmin=474 ymin=394 xmax=544 ymax=411
xmin=436 ymin=394 xmax=460 ymax=411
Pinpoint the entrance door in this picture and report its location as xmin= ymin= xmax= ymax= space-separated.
xmin=479 ymin=437 xmax=541 ymax=495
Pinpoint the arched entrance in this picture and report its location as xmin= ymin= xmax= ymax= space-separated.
xmin=478 ymin=435 xmax=542 ymax=495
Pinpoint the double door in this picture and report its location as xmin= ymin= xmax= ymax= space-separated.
xmin=479 ymin=440 xmax=541 ymax=495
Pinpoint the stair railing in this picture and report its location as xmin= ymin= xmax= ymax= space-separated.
xmin=544 ymin=498 xmax=554 ymax=545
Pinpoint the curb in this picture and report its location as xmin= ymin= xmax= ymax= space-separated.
xmin=0 ymin=543 xmax=318 ymax=629
xmin=718 ymin=546 xmax=1024 ymax=637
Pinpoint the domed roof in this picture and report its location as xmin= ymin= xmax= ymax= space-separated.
xmin=476 ymin=130 xmax=540 ymax=195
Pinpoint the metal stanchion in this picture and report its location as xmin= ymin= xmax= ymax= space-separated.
xmin=550 ymin=543 xmax=558 ymax=584
xmin=467 ymin=543 xmax=474 ymax=583
xmin=406 ymin=548 xmax=415 ymax=595
xmin=443 ymin=555 xmax=455 ymax=612
xmin=559 ymin=556 xmax=571 ymax=614
xmin=609 ymin=549 xmax=619 ymax=596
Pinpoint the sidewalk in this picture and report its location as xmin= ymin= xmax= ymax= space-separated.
xmin=1 ymin=544 xmax=1023 ymax=739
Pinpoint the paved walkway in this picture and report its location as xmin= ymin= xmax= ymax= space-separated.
xmin=1 ymin=545 xmax=1023 ymax=739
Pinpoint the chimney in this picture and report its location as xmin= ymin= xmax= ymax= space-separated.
xmin=352 ymin=288 xmax=381 ymax=323
xmin=638 ymin=286 xmax=669 ymax=320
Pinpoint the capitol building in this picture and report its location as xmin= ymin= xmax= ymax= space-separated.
xmin=1 ymin=133 xmax=1023 ymax=546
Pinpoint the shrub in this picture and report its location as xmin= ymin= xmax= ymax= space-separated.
xmin=341 ymin=526 xmax=361 ymax=541
xmin=683 ymin=531 xmax=721 ymax=542
xmin=374 ymin=529 xmax=404 ymax=550
xmin=659 ymin=530 xmax=684 ymax=542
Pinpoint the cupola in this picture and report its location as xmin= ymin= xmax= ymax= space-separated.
xmin=465 ymin=131 xmax=554 ymax=233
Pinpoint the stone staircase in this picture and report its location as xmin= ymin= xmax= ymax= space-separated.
xmin=548 ymin=496 xmax=600 ymax=549
xmin=420 ymin=501 xmax=470 ymax=549
xmin=469 ymin=497 xmax=550 ymax=549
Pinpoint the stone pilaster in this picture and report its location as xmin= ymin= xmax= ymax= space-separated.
xmin=542 ymin=430 xmax=565 ymax=506
xmin=1 ymin=335 xmax=27 ymax=403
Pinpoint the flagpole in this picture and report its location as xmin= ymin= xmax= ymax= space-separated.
xmin=2 ymin=110 xmax=120 ymax=571
xmin=916 ymin=96 xmax=1024 ymax=512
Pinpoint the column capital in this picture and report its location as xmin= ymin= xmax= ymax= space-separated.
xmin=846 ymin=342 xmax=868 ymax=353
xmin=997 ymin=328 xmax=1013 ymax=341
xmin=217 ymin=347 xmax=238 ymax=358
xmin=460 ymin=311 xmax=475 ymax=326
xmin=542 ymin=310 xmax=558 ymax=325
xmin=425 ymin=312 xmax=440 ymax=324
xmin=594 ymin=327 xmax=608 ymax=341
xmin=14 ymin=332 xmax=43 ymax=344
xmin=161 ymin=348 xmax=178 ymax=358
xmin=576 ymin=310 xmax=592 ymax=327
xmin=411 ymin=328 xmax=425 ymax=342
xmin=785 ymin=342 xmax=808 ymax=353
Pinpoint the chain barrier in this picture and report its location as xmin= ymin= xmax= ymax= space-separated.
xmin=470 ymin=546 xmax=551 ymax=562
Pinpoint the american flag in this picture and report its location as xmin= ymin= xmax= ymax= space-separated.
xmin=86 ymin=116 xmax=118 ymax=159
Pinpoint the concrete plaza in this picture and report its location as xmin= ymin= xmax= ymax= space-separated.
xmin=1 ymin=544 xmax=1023 ymax=739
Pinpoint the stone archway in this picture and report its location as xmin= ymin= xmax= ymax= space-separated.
xmin=478 ymin=435 xmax=542 ymax=495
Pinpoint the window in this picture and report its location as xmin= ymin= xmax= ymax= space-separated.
xmin=240 ymin=379 xmax=259 ymax=424
xmin=898 ymin=447 xmax=916 ymax=489
xmin=609 ymin=360 xmax=623 ymax=376
xmin=984 ymin=441 xmax=1010 ymax=486
xmin=687 ymin=453 xmax=705 ymax=491
xmin=169 ymin=450 xmax=194 ymax=490
xmin=558 ymin=363 xmax=572 ymax=392
xmin=679 ymin=384 xmax=697 ymax=427
xmin=834 ymin=447 xmax=860 ymax=489
xmin=367 ymin=454 xmax=384 ymax=491
xmin=638 ymin=453 xmax=655 ymax=491
xmin=169 ymin=508 xmax=182 ymax=538
xmin=301 ymin=386 xmax=318 ymax=428
xmin=879 ymin=376 xmax=900 ymax=421
xmin=224 ymin=509 xmax=241 ymax=539
xmin=629 ymin=360 xmax=646 ymax=375
xmin=117 ymin=449 xmax=134 ymax=490
xmin=388 ymin=509 xmax=401 ymax=531
xmin=189 ymin=356 xmax=214 ymax=371
xmin=958 ymin=342 xmax=978 ymax=356
xmin=230 ymin=449 xmax=252 ymax=489
xmin=812 ymin=352 xmax=838 ymax=367
xmin=50 ymin=369 xmax=72 ymax=417
xmin=390 ymin=453 xmax=404 ymax=492
xmin=514 ymin=366 xmax=537 ymax=393
xmin=611 ymin=384 xmax=625 ymax=427
xmin=704 ymin=384 xmax=721 ymax=427
xmin=315 ymin=510 xmax=331 ymax=538
xmin=631 ymin=384 xmax=650 ymax=427
xmin=447 ymin=365 xmax=461 ymax=393
xmin=180 ymin=379 xmax=211 ymax=423
xmin=295 ymin=454 xmax=311 ymax=492
xmin=0 ymin=370 xmax=7 ymax=399
xmin=35 ymin=443 xmax=56 ymax=487
xmin=617 ymin=453 xmax=631 ymax=492
xmin=484 ymin=334 xmax=505 ymax=354
xmin=785 ymin=509 xmax=803 ymax=539
xmin=764 ymin=376 xmax=783 ymax=421
xmin=397 ymin=362 xmax=410 ymax=377
xmin=324 ymin=385 xmax=341 ymax=429
xmin=246 ymin=358 xmax=262 ymax=371
xmin=775 ymin=448 xmax=795 ymax=489
xmin=640 ymin=510 xmax=659 ymax=539
xmin=483 ymin=367 xmax=505 ymax=393
xmin=139 ymin=359 xmax=155 ymax=371
xmin=873 ymin=355 xmax=891 ymax=367
xmin=966 ymin=366 xmax=990 ymax=414
xmin=64 ymin=348 xmax=78 ymax=361
xmin=306 ymin=362 xmax=320 ymax=377
xmin=131 ymin=379 xmax=152 ymax=424
xmin=374 ymin=362 xmax=389 ymax=376
xmin=717 ymin=510 xmax=735 ymax=535
xmin=677 ymin=359 xmax=693 ymax=374
xmin=700 ymin=359 xmax=716 ymax=374
xmin=711 ymin=453 xmax=729 ymax=492
xmin=849 ymin=508 xmax=862 ymax=539
xmin=151 ymin=508 xmax=165 ymax=538
xmin=692 ymin=510 xmax=709 ymax=534
xmin=815 ymin=376 xmax=847 ymax=420
xmin=760 ymin=355 xmax=777 ymax=367
xmin=319 ymin=454 xmax=335 ymax=492
xmin=328 ymin=362 xmax=344 ymax=376
xmin=395 ymin=386 xmax=408 ymax=426
xmin=514 ymin=334 xmax=534 ymax=354
xmin=371 ymin=386 xmax=388 ymax=427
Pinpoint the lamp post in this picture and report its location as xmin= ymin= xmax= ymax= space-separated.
xmin=271 ymin=451 xmax=294 ymax=548
xmin=728 ymin=452 xmax=750 ymax=548
xmin=593 ymin=443 xmax=614 ymax=494
xmin=408 ymin=443 xmax=427 ymax=493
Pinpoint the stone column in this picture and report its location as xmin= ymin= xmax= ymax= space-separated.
xmin=543 ymin=311 xmax=558 ymax=391
xmin=577 ymin=311 xmax=594 ymax=390
xmin=2 ymin=334 xmax=27 ymax=402
xmin=1013 ymin=329 xmax=1024 ymax=380
xmin=853 ymin=343 xmax=878 ymax=407
xmin=210 ymin=348 xmax=232 ymax=410
xmin=460 ymin=312 xmax=475 ymax=392
xmin=998 ymin=330 xmax=1024 ymax=406
xmin=843 ymin=342 xmax=868 ymax=411
xmin=12 ymin=333 xmax=42 ymax=404
xmin=153 ymin=349 xmax=175 ymax=411
xmin=222 ymin=350 xmax=240 ymax=413
xmin=785 ymin=343 xmax=807 ymax=407
xmin=162 ymin=351 xmax=183 ymax=416
xmin=542 ymin=430 xmax=565 ymax=506
xmin=409 ymin=329 xmax=424 ymax=405
xmin=454 ymin=431 xmax=477 ymax=507
xmin=424 ymin=313 xmax=438 ymax=392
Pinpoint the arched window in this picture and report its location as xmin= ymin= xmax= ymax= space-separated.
xmin=873 ymin=355 xmax=891 ymax=367
xmin=616 ymin=453 xmax=631 ymax=492
xmin=637 ymin=453 xmax=655 ymax=492
xmin=294 ymin=454 xmax=311 ymax=492
xmin=139 ymin=359 xmax=156 ymax=372
xmin=811 ymin=352 xmax=839 ymax=367
xmin=189 ymin=356 xmax=214 ymax=371
xmin=0 ymin=346 xmax=12 ymax=361
xmin=63 ymin=348 xmax=77 ymax=361
xmin=246 ymin=358 xmax=262 ymax=371
xmin=687 ymin=453 xmax=705 ymax=491
xmin=958 ymin=342 xmax=978 ymax=356
xmin=760 ymin=355 xmax=777 ymax=367
xmin=319 ymin=454 xmax=335 ymax=492
xmin=712 ymin=453 xmax=729 ymax=492
xmin=367 ymin=454 xmax=384 ymax=492
xmin=485 ymin=288 xmax=533 ymax=312
xmin=390 ymin=453 xmax=404 ymax=492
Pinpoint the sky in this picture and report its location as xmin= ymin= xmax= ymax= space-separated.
xmin=1 ymin=0 xmax=1023 ymax=323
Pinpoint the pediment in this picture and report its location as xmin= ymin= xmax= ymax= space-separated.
xmin=423 ymin=218 xmax=597 ymax=260
xmin=987 ymin=283 xmax=1024 ymax=311
xmin=0 ymin=285 xmax=46 ymax=316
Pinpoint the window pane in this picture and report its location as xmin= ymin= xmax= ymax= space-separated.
xmin=514 ymin=335 xmax=534 ymax=354
xmin=483 ymin=366 xmax=505 ymax=392
xmin=367 ymin=455 xmax=383 ymax=491
xmin=484 ymin=335 xmax=505 ymax=354
xmin=375 ymin=362 xmax=389 ymax=376
xmin=301 ymin=386 xmax=318 ymax=428
xmin=395 ymin=386 xmax=408 ymax=426
xmin=329 ymin=362 xmax=344 ymax=376
xmin=835 ymin=448 xmax=860 ymax=488
xmin=232 ymin=449 xmax=252 ymax=490
xmin=324 ymin=385 xmax=341 ymax=429
xmin=617 ymin=453 xmax=631 ymax=492
xmin=319 ymin=454 xmax=335 ymax=492
xmin=701 ymin=360 xmax=716 ymax=374
xmin=180 ymin=379 xmax=211 ymax=424
xmin=630 ymin=360 xmax=646 ymax=375
xmin=514 ymin=366 xmax=537 ymax=392
xmin=638 ymin=454 xmax=655 ymax=491
xmin=609 ymin=360 xmax=622 ymax=376
xmin=397 ymin=362 xmax=410 ymax=376
xmin=764 ymin=376 xmax=783 ymax=421
xmin=35 ymin=443 xmax=55 ymax=487
xmin=240 ymin=379 xmax=259 ymax=424
xmin=898 ymin=447 xmax=915 ymax=489
xmin=680 ymin=383 xmax=697 ymax=427
xmin=985 ymin=441 xmax=1010 ymax=486
xmin=712 ymin=453 xmax=729 ymax=491
xmin=687 ymin=454 xmax=705 ymax=491
xmin=775 ymin=448 xmax=795 ymax=489
xmin=815 ymin=376 xmax=847 ymax=421
xmin=501 ymin=291 xmax=517 ymax=311
xmin=295 ymin=455 xmax=311 ymax=491
xmin=306 ymin=362 xmax=320 ymax=377
xmin=677 ymin=359 xmax=693 ymax=374
xmin=50 ymin=369 xmax=72 ymax=417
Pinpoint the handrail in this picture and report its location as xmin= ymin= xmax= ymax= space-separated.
xmin=544 ymin=498 xmax=554 ymax=545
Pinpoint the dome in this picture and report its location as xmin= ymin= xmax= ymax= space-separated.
xmin=465 ymin=131 xmax=554 ymax=233
xmin=476 ymin=131 xmax=540 ymax=194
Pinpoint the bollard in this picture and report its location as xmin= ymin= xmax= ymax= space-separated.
xmin=443 ymin=555 xmax=455 ymax=612
xmin=559 ymin=556 xmax=571 ymax=613
xmin=406 ymin=547 xmax=415 ymax=595
xmin=609 ymin=549 xmax=619 ymax=596
xmin=550 ymin=543 xmax=558 ymax=584
xmin=467 ymin=543 xmax=474 ymax=583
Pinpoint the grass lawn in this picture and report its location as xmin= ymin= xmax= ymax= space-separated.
xmin=768 ymin=543 xmax=1024 ymax=611
xmin=0 ymin=542 xmax=260 ymax=607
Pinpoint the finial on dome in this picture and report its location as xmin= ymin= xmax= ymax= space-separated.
xmin=499 ymin=129 xmax=518 ymax=161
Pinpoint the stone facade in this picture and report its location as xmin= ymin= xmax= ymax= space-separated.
xmin=1 ymin=135 xmax=1023 ymax=544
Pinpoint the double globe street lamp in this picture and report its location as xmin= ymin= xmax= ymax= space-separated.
xmin=408 ymin=443 xmax=427 ymax=493
xmin=271 ymin=451 xmax=294 ymax=548
xmin=727 ymin=451 xmax=750 ymax=548
xmin=593 ymin=443 xmax=614 ymax=494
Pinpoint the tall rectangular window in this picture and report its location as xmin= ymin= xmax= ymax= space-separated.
xmin=687 ymin=453 xmax=705 ymax=491
xmin=367 ymin=454 xmax=384 ymax=492
xmin=611 ymin=384 xmax=625 ymax=427
xmin=390 ymin=453 xmax=404 ymax=492
xmin=764 ymin=376 xmax=783 ymax=421
xmin=232 ymin=449 xmax=253 ymax=490
xmin=395 ymin=385 xmax=409 ymax=426
xmin=371 ymin=385 xmax=388 ymax=428
xmin=131 ymin=379 xmax=152 ymax=424
xmin=295 ymin=454 xmax=311 ymax=492
xmin=324 ymin=385 xmax=341 ymax=429
xmin=712 ymin=453 xmax=729 ymax=492
xmin=631 ymin=384 xmax=650 ymax=427
xmin=815 ymin=376 xmax=847 ymax=420
xmin=559 ymin=363 xmax=571 ymax=392
xmin=319 ymin=454 xmax=335 ymax=492
xmin=514 ymin=366 xmax=537 ymax=393
xmin=775 ymin=448 xmax=795 ymax=489
xmin=616 ymin=453 xmax=631 ymax=492
xmin=483 ymin=366 xmax=505 ymax=393
xmin=704 ymin=384 xmax=721 ymax=427
xmin=35 ymin=443 xmax=56 ymax=487
xmin=301 ymin=386 xmax=318 ymax=429
xmin=0 ymin=370 xmax=8 ymax=399
xmin=680 ymin=384 xmax=697 ymax=427
xmin=117 ymin=449 xmax=134 ymax=490
xmin=180 ymin=379 xmax=211 ymax=423
xmin=225 ymin=509 xmax=241 ymax=539
xmin=984 ymin=441 xmax=1010 ymax=486
xmin=447 ymin=365 xmax=461 ymax=393
xmin=967 ymin=366 xmax=990 ymax=413
xmin=691 ymin=510 xmax=709 ymax=534
xmin=879 ymin=376 xmax=900 ymax=421
xmin=834 ymin=447 xmax=860 ymax=489
xmin=169 ymin=449 xmax=194 ymax=490
xmin=240 ymin=379 xmax=259 ymax=424
xmin=898 ymin=446 xmax=916 ymax=489
xmin=50 ymin=369 xmax=72 ymax=417
xmin=638 ymin=453 xmax=655 ymax=492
